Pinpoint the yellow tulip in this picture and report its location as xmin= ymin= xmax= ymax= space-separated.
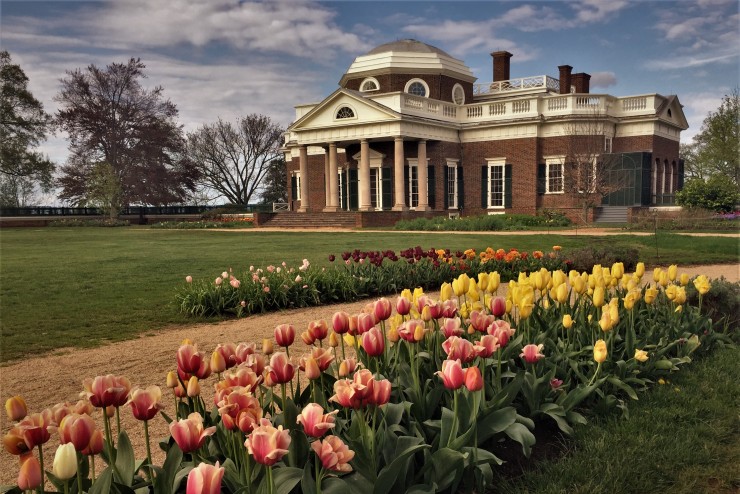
xmin=593 ymin=286 xmax=605 ymax=308
xmin=387 ymin=325 xmax=399 ymax=343
xmin=653 ymin=267 xmax=662 ymax=282
xmin=421 ymin=305 xmax=432 ymax=322
xmin=542 ymin=298 xmax=551 ymax=309
xmin=52 ymin=443 xmax=77 ymax=481
xmin=477 ymin=272 xmax=489 ymax=292
xmin=532 ymin=271 xmax=544 ymax=291
xmin=693 ymin=275 xmax=711 ymax=295
xmin=572 ymin=275 xmax=586 ymax=294
xmin=343 ymin=334 xmax=356 ymax=347
xmin=599 ymin=312 xmax=613 ymax=332
xmin=665 ymin=285 xmax=677 ymax=301
xmin=659 ymin=271 xmax=669 ymax=287
xmin=668 ymin=264 xmax=678 ymax=281
xmin=400 ymin=288 xmax=413 ymax=301
xmin=644 ymin=286 xmax=658 ymax=304
xmin=468 ymin=286 xmax=480 ymax=302
xmin=556 ymin=283 xmax=568 ymax=304
xmin=412 ymin=287 xmax=424 ymax=301
xmin=562 ymin=314 xmax=573 ymax=329
xmin=328 ymin=332 xmax=339 ymax=348
xmin=609 ymin=303 xmax=619 ymax=324
xmin=674 ymin=286 xmax=687 ymax=305
xmin=593 ymin=339 xmax=608 ymax=363
xmin=505 ymin=299 xmax=513 ymax=314
xmin=679 ymin=273 xmax=689 ymax=286
xmin=452 ymin=276 xmax=467 ymax=297
xmin=413 ymin=323 xmax=426 ymax=342
xmin=592 ymin=264 xmax=602 ymax=276
xmin=612 ymin=262 xmax=624 ymax=280
xmin=440 ymin=282 xmax=453 ymax=302
xmin=634 ymin=349 xmax=649 ymax=362
xmin=488 ymin=272 xmax=500 ymax=293
xmin=635 ymin=262 xmax=645 ymax=278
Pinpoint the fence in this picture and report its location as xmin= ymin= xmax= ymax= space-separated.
xmin=0 ymin=204 xmax=272 ymax=217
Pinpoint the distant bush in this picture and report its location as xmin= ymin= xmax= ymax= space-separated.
xmin=628 ymin=208 xmax=739 ymax=231
xmin=151 ymin=218 xmax=254 ymax=229
xmin=566 ymin=246 xmax=639 ymax=273
xmin=393 ymin=213 xmax=571 ymax=231
xmin=676 ymin=176 xmax=739 ymax=213
xmin=687 ymin=277 xmax=740 ymax=334
xmin=48 ymin=218 xmax=130 ymax=227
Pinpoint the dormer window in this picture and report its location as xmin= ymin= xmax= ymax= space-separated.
xmin=405 ymin=79 xmax=429 ymax=98
xmin=336 ymin=106 xmax=355 ymax=119
xmin=360 ymin=77 xmax=379 ymax=92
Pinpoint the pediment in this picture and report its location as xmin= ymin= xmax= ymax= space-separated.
xmin=289 ymin=89 xmax=400 ymax=131
xmin=657 ymin=95 xmax=689 ymax=130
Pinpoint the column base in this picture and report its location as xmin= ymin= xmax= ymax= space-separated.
xmin=392 ymin=205 xmax=409 ymax=211
xmin=297 ymin=207 xmax=309 ymax=213
xmin=415 ymin=205 xmax=431 ymax=212
xmin=358 ymin=206 xmax=374 ymax=212
xmin=322 ymin=206 xmax=339 ymax=212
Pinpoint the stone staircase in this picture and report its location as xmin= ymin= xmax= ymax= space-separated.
xmin=258 ymin=212 xmax=359 ymax=229
xmin=594 ymin=206 xmax=629 ymax=223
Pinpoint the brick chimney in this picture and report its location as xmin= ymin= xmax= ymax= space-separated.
xmin=558 ymin=65 xmax=572 ymax=94
xmin=491 ymin=51 xmax=513 ymax=82
xmin=572 ymin=73 xmax=591 ymax=93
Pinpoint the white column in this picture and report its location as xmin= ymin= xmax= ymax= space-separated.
xmin=661 ymin=160 xmax=667 ymax=196
xmin=298 ymin=145 xmax=309 ymax=212
xmin=393 ymin=137 xmax=407 ymax=211
xmin=359 ymin=139 xmax=372 ymax=211
xmin=651 ymin=160 xmax=657 ymax=203
xmin=416 ymin=140 xmax=429 ymax=211
xmin=329 ymin=143 xmax=339 ymax=210
xmin=324 ymin=148 xmax=330 ymax=208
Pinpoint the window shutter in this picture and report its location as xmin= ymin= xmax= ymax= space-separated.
xmin=504 ymin=164 xmax=512 ymax=209
xmin=537 ymin=164 xmax=546 ymax=194
xmin=677 ymin=159 xmax=685 ymax=190
xmin=290 ymin=176 xmax=297 ymax=202
xmin=348 ymin=168 xmax=358 ymax=210
xmin=443 ymin=166 xmax=449 ymax=209
xmin=427 ymin=165 xmax=436 ymax=209
xmin=381 ymin=167 xmax=392 ymax=210
xmin=481 ymin=166 xmax=488 ymax=208
xmin=457 ymin=167 xmax=464 ymax=210
xmin=404 ymin=165 xmax=410 ymax=205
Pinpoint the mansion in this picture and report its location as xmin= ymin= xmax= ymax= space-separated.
xmin=280 ymin=40 xmax=687 ymax=224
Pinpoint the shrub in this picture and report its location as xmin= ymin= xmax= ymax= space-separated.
xmin=151 ymin=218 xmax=253 ymax=229
xmin=394 ymin=213 xmax=571 ymax=232
xmin=675 ymin=175 xmax=739 ymax=213
xmin=47 ymin=218 xmax=130 ymax=227
xmin=686 ymin=277 xmax=740 ymax=335
xmin=628 ymin=207 xmax=740 ymax=231
xmin=566 ymin=246 xmax=639 ymax=273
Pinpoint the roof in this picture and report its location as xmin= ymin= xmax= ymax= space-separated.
xmin=365 ymin=39 xmax=453 ymax=58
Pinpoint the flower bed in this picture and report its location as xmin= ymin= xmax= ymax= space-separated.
xmin=4 ymin=264 xmax=728 ymax=493
xmin=151 ymin=217 xmax=255 ymax=229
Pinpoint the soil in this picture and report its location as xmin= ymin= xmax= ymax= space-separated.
xmin=1 ymin=263 xmax=737 ymax=486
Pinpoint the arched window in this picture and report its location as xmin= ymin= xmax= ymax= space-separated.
xmin=405 ymin=79 xmax=429 ymax=97
xmin=336 ymin=106 xmax=355 ymax=119
xmin=360 ymin=78 xmax=379 ymax=92
xmin=452 ymin=84 xmax=465 ymax=105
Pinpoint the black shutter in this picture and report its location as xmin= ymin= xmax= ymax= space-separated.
xmin=348 ymin=169 xmax=358 ymax=210
xmin=677 ymin=159 xmax=685 ymax=190
xmin=537 ymin=164 xmax=546 ymax=194
xmin=427 ymin=165 xmax=436 ymax=209
xmin=457 ymin=167 xmax=464 ymax=210
xmin=291 ymin=175 xmax=297 ymax=202
xmin=481 ymin=165 xmax=488 ymax=208
xmin=443 ymin=166 xmax=449 ymax=209
xmin=382 ymin=167 xmax=392 ymax=210
xmin=404 ymin=165 xmax=410 ymax=207
xmin=504 ymin=164 xmax=513 ymax=209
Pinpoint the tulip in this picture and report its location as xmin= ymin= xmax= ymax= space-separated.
xmin=356 ymin=313 xmax=376 ymax=335
xmin=437 ymin=359 xmax=465 ymax=390
xmin=303 ymin=357 xmax=321 ymax=380
xmin=488 ymin=319 xmax=515 ymax=347
xmin=312 ymin=435 xmax=355 ymax=473
xmin=562 ymin=314 xmax=573 ymax=329
xmin=187 ymin=377 xmax=201 ymax=397
xmin=170 ymin=413 xmax=216 ymax=453
xmin=693 ymin=275 xmax=711 ymax=295
xmin=464 ymin=366 xmax=483 ymax=392
xmin=635 ymin=262 xmax=645 ymax=277
xmin=328 ymin=331 xmax=340 ymax=348
xmin=3 ymin=427 xmax=29 ymax=455
xmin=474 ymin=334 xmax=500 ymax=358
xmin=555 ymin=283 xmax=568 ymax=304
xmin=296 ymin=403 xmax=338 ymax=438
xmin=217 ymin=388 xmax=262 ymax=433
xmin=338 ymin=358 xmax=357 ymax=377
xmin=16 ymin=412 xmax=52 ymax=450
xmin=593 ymin=339 xmax=608 ymax=363
xmin=274 ymin=324 xmax=296 ymax=347
xmin=374 ymin=298 xmax=392 ymax=321
xmin=644 ymin=285 xmax=658 ymax=304
xmin=58 ymin=413 xmax=96 ymax=451
xmin=308 ymin=320 xmax=329 ymax=342
xmin=439 ymin=282 xmax=453 ymax=302
xmin=372 ymin=379 xmax=392 ymax=406
xmin=668 ymin=264 xmax=678 ymax=281
xmin=17 ymin=454 xmax=42 ymax=490
xmin=52 ymin=443 xmax=77 ymax=480
xmin=441 ymin=318 xmax=463 ymax=338
xmin=245 ymin=419 xmax=291 ymax=466
xmin=634 ymin=349 xmax=649 ymax=362
xmin=442 ymin=336 xmax=476 ymax=363
xmin=82 ymin=374 xmax=132 ymax=408
xmin=166 ymin=370 xmax=179 ymax=389
xmin=5 ymin=396 xmax=27 ymax=422
xmin=128 ymin=386 xmax=163 ymax=422
xmin=82 ymin=429 xmax=104 ymax=455
xmin=210 ymin=351 xmax=227 ymax=374
xmin=186 ymin=461 xmax=224 ymax=494
xmin=361 ymin=326 xmax=385 ymax=357
xmin=331 ymin=312 xmax=351 ymax=334
xmin=520 ymin=344 xmax=545 ymax=364
xmin=679 ymin=273 xmax=689 ymax=286
xmin=266 ymin=352 xmax=295 ymax=385
xmin=592 ymin=286 xmax=605 ymax=308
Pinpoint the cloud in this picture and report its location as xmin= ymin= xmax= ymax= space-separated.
xmin=678 ymin=90 xmax=732 ymax=142
xmin=572 ymin=0 xmax=630 ymax=23
xmin=590 ymin=71 xmax=617 ymax=88
xmin=646 ymin=52 xmax=737 ymax=70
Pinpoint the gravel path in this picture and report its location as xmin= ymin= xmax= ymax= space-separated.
xmin=1 ymin=263 xmax=737 ymax=485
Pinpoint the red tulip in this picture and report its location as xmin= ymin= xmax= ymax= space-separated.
xmin=396 ymin=296 xmax=411 ymax=316
xmin=520 ymin=343 xmax=545 ymax=364
xmin=58 ymin=413 xmax=96 ymax=451
xmin=374 ymin=298 xmax=392 ymax=321
xmin=17 ymin=454 xmax=42 ymax=490
xmin=186 ymin=461 xmax=224 ymax=494
xmin=490 ymin=296 xmax=506 ymax=317
xmin=177 ymin=345 xmax=211 ymax=379
xmin=465 ymin=367 xmax=483 ymax=392
xmin=81 ymin=429 xmax=104 ymax=455
xmin=356 ymin=313 xmax=376 ymax=335
xmin=311 ymin=435 xmax=355 ymax=473
xmin=5 ymin=396 xmax=27 ymax=421
xmin=308 ymin=320 xmax=329 ymax=342
xmin=127 ymin=386 xmax=163 ymax=421
xmin=442 ymin=336 xmax=476 ymax=363
xmin=274 ymin=324 xmax=296 ymax=347
xmin=296 ymin=403 xmax=338 ymax=438
xmin=82 ymin=374 xmax=131 ymax=408
xmin=244 ymin=419 xmax=291 ymax=466
xmin=266 ymin=352 xmax=295 ymax=385
xmin=440 ymin=300 xmax=458 ymax=318
xmin=361 ymin=326 xmax=385 ymax=357
xmin=437 ymin=359 xmax=465 ymax=390
xmin=169 ymin=413 xmax=216 ymax=453
xmin=16 ymin=412 xmax=52 ymax=449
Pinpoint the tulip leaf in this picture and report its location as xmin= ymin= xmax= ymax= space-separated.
xmin=299 ymin=461 xmax=317 ymax=494
xmin=0 ymin=487 xmax=22 ymax=494
xmin=341 ymin=472 xmax=374 ymax=494
xmin=607 ymin=377 xmax=639 ymax=400
xmin=439 ymin=407 xmax=458 ymax=448
xmin=504 ymin=422 xmax=536 ymax=457
xmin=115 ymin=430 xmax=136 ymax=486
xmin=286 ymin=429 xmax=309 ymax=468
xmin=476 ymin=406 xmax=516 ymax=444
xmin=405 ymin=483 xmax=439 ymax=494
xmin=373 ymin=444 xmax=429 ymax=494
xmin=88 ymin=467 xmax=112 ymax=494
xmin=261 ymin=466 xmax=301 ymax=494
xmin=428 ymin=447 xmax=466 ymax=492
xmin=322 ymin=477 xmax=350 ymax=494
xmin=172 ymin=465 xmax=192 ymax=493
xmin=155 ymin=444 xmax=182 ymax=494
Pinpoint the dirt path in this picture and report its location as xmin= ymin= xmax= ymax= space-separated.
xmin=1 ymin=263 xmax=737 ymax=485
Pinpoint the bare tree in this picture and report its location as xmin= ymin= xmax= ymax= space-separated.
xmin=187 ymin=115 xmax=283 ymax=205
xmin=562 ymin=113 xmax=626 ymax=223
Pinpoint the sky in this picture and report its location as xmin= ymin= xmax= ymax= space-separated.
xmin=2 ymin=0 xmax=739 ymax=175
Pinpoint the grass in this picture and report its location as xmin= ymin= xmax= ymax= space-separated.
xmin=1 ymin=227 xmax=737 ymax=362
xmin=494 ymin=346 xmax=740 ymax=493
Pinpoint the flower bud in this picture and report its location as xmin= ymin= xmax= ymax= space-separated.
xmin=562 ymin=314 xmax=573 ymax=329
xmin=18 ymin=455 xmax=42 ymax=490
xmin=52 ymin=443 xmax=77 ymax=480
xmin=5 ymin=396 xmax=27 ymax=422
xmin=593 ymin=339 xmax=607 ymax=363
xmin=187 ymin=377 xmax=200 ymax=397
xmin=262 ymin=339 xmax=274 ymax=355
xmin=464 ymin=367 xmax=483 ymax=392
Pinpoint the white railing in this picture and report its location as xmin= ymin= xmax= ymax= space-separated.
xmin=547 ymin=97 xmax=568 ymax=111
xmin=474 ymin=75 xmax=560 ymax=96
xmin=512 ymin=100 xmax=531 ymax=113
xmin=272 ymin=202 xmax=289 ymax=212
xmin=621 ymin=96 xmax=647 ymax=111
xmin=489 ymin=102 xmax=506 ymax=116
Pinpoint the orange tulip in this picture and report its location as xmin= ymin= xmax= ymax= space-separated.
xmin=311 ymin=435 xmax=355 ymax=473
xmin=465 ymin=366 xmax=483 ymax=392
xmin=5 ymin=396 xmax=27 ymax=421
xmin=17 ymin=454 xmax=42 ymax=490
xmin=217 ymin=388 xmax=262 ymax=434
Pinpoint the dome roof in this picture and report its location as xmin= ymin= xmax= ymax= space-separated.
xmin=365 ymin=39 xmax=453 ymax=58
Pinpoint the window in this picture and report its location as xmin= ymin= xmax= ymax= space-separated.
xmin=360 ymin=77 xmax=379 ymax=92
xmin=338 ymin=170 xmax=344 ymax=209
xmin=335 ymin=106 xmax=355 ymax=119
xmin=408 ymin=164 xmax=419 ymax=208
xmin=452 ymin=84 xmax=465 ymax=105
xmin=604 ymin=136 xmax=613 ymax=153
xmin=447 ymin=163 xmax=458 ymax=208
xmin=487 ymin=161 xmax=505 ymax=208
xmin=404 ymin=79 xmax=429 ymax=97
xmin=291 ymin=172 xmax=301 ymax=201
xmin=546 ymin=162 xmax=564 ymax=194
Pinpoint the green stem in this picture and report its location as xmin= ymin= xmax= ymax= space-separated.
xmin=63 ymin=479 xmax=69 ymax=494
xmin=496 ymin=348 xmax=502 ymax=391
xmin=588 ymin=361 xmax=602 ymax=386
xmin=144 ymin=420 xmax=155 ymax=487
xmin=115 ymin=406 xmax=121 ymax=436
xmin=267 ymin=465 xmax=274 ymax=494
xmin=315 ymin=455 xmax=323 ymax=494
xmin=89 ymin=455 xmax=96 ymax=483
xmin=36 ymin=444 xmax=44 ymax=494
xmin=245 ymin=451 xmax=253 ymax=494
xmin=281 ymin=383 xmax=287 ymax=416
xmin=448 ymin=390 xmax=459 ymax=448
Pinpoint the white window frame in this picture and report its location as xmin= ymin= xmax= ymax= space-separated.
xmin=486 ymin=159 xmax=506 ymax=209
xmin=452 ymin=84 xmax=465 ymax=105
xmin=334 ymin=105 xmax=357 ymax=121
xmin=604 ymin=136 xmax=613 ymax=153
xmin=545 ymin=157 xmax=564 ymax=194
xmin=292 ymin=172 xmax=301 ymax=201
xmin=446 ymin=160 xmax=458 ymax=209
xmin=404 ymin=78 xmax=429 ymax=98
xmin=338 ymin=168 xmax=344 ymax=209
xmin=359 ymin=77 xmax=379 ymax=92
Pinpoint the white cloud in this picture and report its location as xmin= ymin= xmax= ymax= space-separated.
xmin=646 ymin=52 xmax=737 ymax=70
xmin=572 ymin=0 xmax=630 ymax=23
xmin=590 ymin=71 xmax=617 ymax=88
xmin=678 ymin=90 xmax=731 ymax=143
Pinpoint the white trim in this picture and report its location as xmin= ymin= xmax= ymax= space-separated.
xmin=446 ymin=161 xmax=458 ymax=209
xmin=545 ymin=156 xmax=565 ymax=194
xmin=292 ymin=171 xmax=302 ymax=201
xmin=404 ymin=78 xmax=430 ymax=98
xmin=486 ymin=159 xmax=506 ymax=209
xmin=359 ymin=77 xmax=380 ymax=92
xmin=452 ymin=83 xmax=465 ymax=105
xmin=334 ymin=104 xmax=358 ymax=121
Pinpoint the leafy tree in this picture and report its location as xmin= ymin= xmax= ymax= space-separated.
xmin=187 ymin=115 xmax=283 ymax=205
xmin=686 ymin=89 xmax=739 ymax=189
xmin=261 ymin=158 xmax=287 ymax=204
xmin=55 ymin=58 xmax=198 ymax=209
xmin=87 ymin=162 xmax=122 ymax=219
xmin=0 ymin=51 xmax=54 ymax=203
xmin=675 ymin=175 xmax=739 ymax=213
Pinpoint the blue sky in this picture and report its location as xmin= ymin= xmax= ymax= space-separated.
xmin=2 ymin=0 xmax=738 ymax=169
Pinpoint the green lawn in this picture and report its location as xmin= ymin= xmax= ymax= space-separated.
xmin=494 ymin=346 xmax=740 ymax=494
xmin=1 ymin=227 xmax=737 ymax=362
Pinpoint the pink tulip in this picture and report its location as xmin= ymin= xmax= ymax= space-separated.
xmin=296 ymin=403 xmax=338 ymax=438
xmin=274 ymin=324 xmax=296 ymax=347
xmin=441 ymin=318 xmax=464 ymax=338
xmin=311 ymin=435 xmax=355 ymax=473
xmin=465 ymin=366 xmax=483 ymax=392
xmin=470 ymin=311 xmax=494 ymax=333
xmin=371 ymin=378 xmax=391 ymax=406
xmin=488 ymin=320 xmax=515 ymax=347
xmin=308 ymin=320 xmax=329 ymax=342
xmin=266 ymin=352 xmax=295 ymax=385
xmin=186 ymin=461 xmax=224 ymax=494
xmin=82 ymin=374 xmax=132 ymax=408
xmin=81 ymin=429 xmax=104 ymax=455
xmin=5 ymin=396 xmax=27 ymax=421
xmin=356 ymin=312 xmax=376 ymax=335
xmin=308 ymin=347 xmax=334 ymax=371
xmin=17 ymin=454 xmax=42 ymax=490
xmin=244 ymin=419 xmax=291 ymax=466
xmin=362 ymin=326 xmax=385 ymax=357
xmin=396 ymin=296 xmax=411 ymax=316
xmin=214 ymin=367 xmax=262 ymax=402
xmin=440 ymin=300 xmax=458 ymax=318
xmin=177 ymin=345 xmax=211 ymax=379
xmin=331 ymin=312 xmax=351 ymax=334
xmin=520 ymin=343 xmax=545 ymax=364
xmin=217 ymin=388 xmax=262 ymax=434
xmin=374 ymin=298 xmax=392 ymax=321
xmin=58 ymin=413 xmax=96 ymax=451
xmin=474 ymin=334 xmax=500 ymax=358
xmin=337 ymin=358 xmax=357 ymax=377
xmin=442 ymin=336 xmax=476 ymax=363
xmin=215 ymin=277 xmax=223 ymax=286
xmin=128 ymin=386 xmax=163 ymax=421
xmin=550 ymin=378 xmax=563 ymax=390
xmin=169 ymin=413 xmax=216 ymax=453
xmin=17 ymin=412 xmax=53 ymax=449
xmin=490 ymin=296 xmax=506 ymax=317
xmin=302 ymin=356 xmax=321 ymax=380
xmin=437 ymin=359 xmax=465 ymax=390
xmin=185 ymin=275 xmax=193 ymax=283
xmin=234 ymin=342 xmax=257 ymax=364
